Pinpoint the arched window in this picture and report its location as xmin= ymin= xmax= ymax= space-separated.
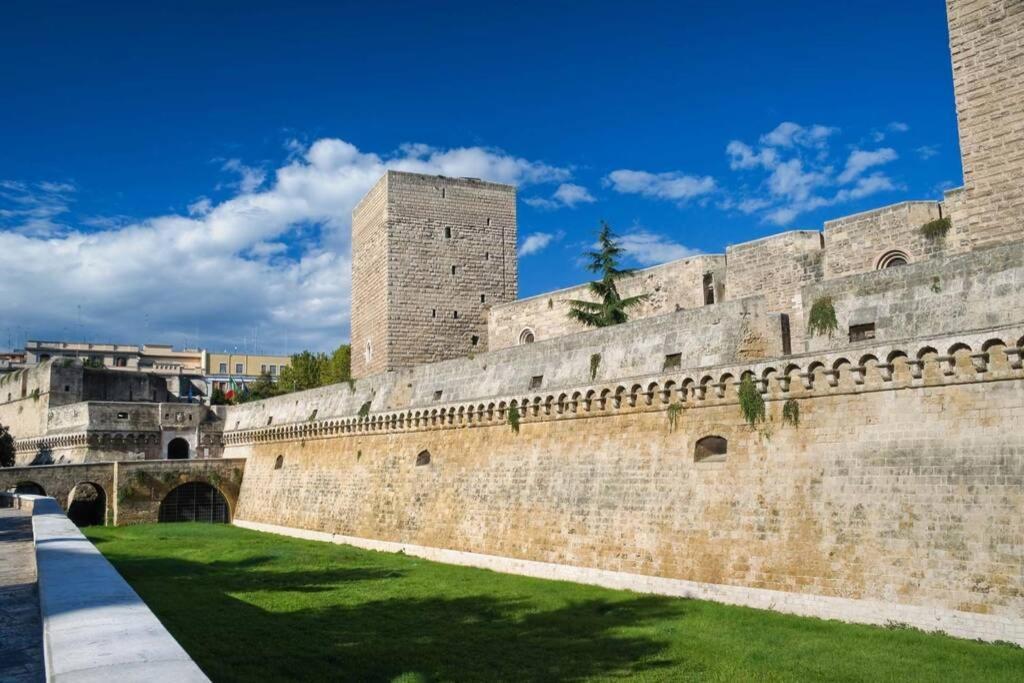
xmin=877 ymin=250 xmax=910 ymax=269
xmin=416 ymin=450 xmax=431 ymax=466
xmin=274 ymin=455 xmax=284 ymax=470
xmin=694 ymin=436 xmax=728 ymax=463
xmin=519 ymin=328 xmax=535 ymax=345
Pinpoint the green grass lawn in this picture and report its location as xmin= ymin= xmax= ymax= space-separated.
xmin=84 ymin=523 xmax=1023 ymax=682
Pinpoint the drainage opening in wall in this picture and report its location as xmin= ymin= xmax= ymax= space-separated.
xmin=416 ymin=450 xmax=431 ymax=466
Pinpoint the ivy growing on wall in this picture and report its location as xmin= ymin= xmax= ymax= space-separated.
xmin=782 ymin=398 xmax=800 ymax=427
xmin=357 ymin=401 xmax=371 ymax=418
xmin=738 ymin=375 xmax=765 ymax=427
xmin=807 ymin=297 xmax=839 ymax=338
xmin=507 ymin=404 xmax=521 ymax=434
xmin=919 ymin=216 xmax=951 ymax=240
xmin=666 ymin=402 xmax=683 ymax=432
xmin=589 ymin=353 xmax=602 ymax=381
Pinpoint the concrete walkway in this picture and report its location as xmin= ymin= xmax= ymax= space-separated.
xmin=0 ymin=507 xmax=45 ymax=683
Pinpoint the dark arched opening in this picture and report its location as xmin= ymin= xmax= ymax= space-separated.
xmin=416 ymin=449 xmax=431 ymax=466
xmin=67 ymin=482 xmax=106 ymax=527
xmin=158 ymin=482 xmax=229 ymax=523
xmin=167 ymin=437 xmax=190 ymax=460
xmin=9 ymin=481 xmax=46 ymax=496
xmin=695 ymin=436 xmax=728 ymax=463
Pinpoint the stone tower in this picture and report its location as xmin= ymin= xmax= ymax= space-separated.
xmin=947 ymin=0 xmax=1024 ymax=247
xmin=350 ymin=171 xmax=518 ymax=379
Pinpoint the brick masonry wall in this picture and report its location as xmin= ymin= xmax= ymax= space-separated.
xmin=488 ymin=255 xmax=726 ymax=350
xmin=947 ymin=0 xmax=1024 ymax=248
xmin=229 ymin=361 xmax=1024 ymax=642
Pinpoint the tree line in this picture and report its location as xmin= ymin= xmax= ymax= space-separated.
xmin=211 ymin=344 xmax=352 ymax=405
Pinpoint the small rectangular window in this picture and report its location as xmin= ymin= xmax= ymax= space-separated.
xmin=663 ymin=353 xmax=682 ymax=371
xmin=432 ymin=309 xmax=436 ymax=318
xmin=485 ymin=252 xmax=490 ymax=261
xmin=471 ymin=335 xmax=479 ymax=346
xmin=441 ymin=187 xmax=446 ymax=198
xmin=117 ymin=412 xmax=129 ymax=419
xmin=218 ymin=363 xmax=227 ymax=373
xmin=486 ymin=218 xmax=491 ymax=226
xmin=270 ymin=365 xmax=277 ymax=375
xmin=451 ymin=265 xmax=457 ymax=275
xmin=444 ymin=226 xmax=452 ymax=238
xmin=235 ymin=363 xmax=244 ymax=374
xmin=453 ymin=311 xmax=459 ymax=319
xmin=261 ymin=364 xmax=267 ymax=373
xmin=530 ymin=375 xmax=543 ymax=389
xmin=480 ymin=294 xmax=486 ymax=303
xmin=849 ymin=323 xmax=876 ymax=342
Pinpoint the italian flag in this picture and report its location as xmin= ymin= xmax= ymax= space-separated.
xmin=225 ymin=378 xmax=240 ymax=401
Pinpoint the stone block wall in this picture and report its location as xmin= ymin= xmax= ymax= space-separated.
xmin=228 ymin=341 xmax=1024 ymax=643
xmin=802 ymin=241 xmax=1024 ymax=352
xmin=222 ymin=295 xmax=783 ymax=431
xmin=351 ymin=174 xmax=390 ymax=378
xmin=723 ymin=231 xmax=825 ymax=349
xmin=488 ymin=255 xmax=726 ymax=350
xmin=947 ymin=0 xmax=1024 ymax=248
xmin=351 ymin=171 xmax=517 ymax=378
xmin=822 ymin=201 xmax=965 ymax=278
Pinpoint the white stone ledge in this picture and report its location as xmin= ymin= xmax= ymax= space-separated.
xmin=23 ymin=496 xmax=209 ymax=682
xmin=235 ymin=518 xmax=1024 ymax=647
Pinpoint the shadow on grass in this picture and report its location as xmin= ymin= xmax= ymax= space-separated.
xmin=106 ymin=554 xmax=682 ymax=682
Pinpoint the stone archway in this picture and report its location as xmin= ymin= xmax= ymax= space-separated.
xmin=67 ymin=482 xmax=106 ymax=527
xmin=167 ymin=437 xmax=190 ymax=460
xmin=158 ymin=482 xmax=229 ymax=523
xmin=8 ymin=481 xmax=45 ymax=496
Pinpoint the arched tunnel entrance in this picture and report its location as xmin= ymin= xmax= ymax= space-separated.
xmin=8 ymin=481 xmax=46 ymax=496
xmin=167 ymin=437 xmax=190 ymax=460
xmin=158 ymin=482 xmax=229 ymax=523
xmin=67 ymin=482 xmax=106 ymax=527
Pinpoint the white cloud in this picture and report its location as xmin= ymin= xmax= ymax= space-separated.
xmin=916 ymin=145 xmax=939 ymax=160
xmin=605 ymin=169 xmax=716 ymax=203
xmin=759 ymin=122 xmax=836 ymax=148
xmin=0 ymin=180 xmax=76 ymax=237
xmin=524 ymin=183 xmax=596 ymax=210
xmin=0 ymin=140 xmax=571 ymax=352
xmin=518 ymin=231 xmax=563 ymax=256
xmin=616 ymin=230 xmax=702 ymax=266
xmin=221 ymin=159 xmax=267 ymax=193
xmin=837 ymin=148 xmax=897 ymax=184
xmin=726 ymin=141 xmax=777 ymax=170
xmin=722 ymin=121 xmax=903 ymax=226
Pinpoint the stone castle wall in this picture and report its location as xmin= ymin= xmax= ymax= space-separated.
xmin=351 ymin=171 xmax=517 ymax=378
xmin=947 ymin=0 xmax=1024 ymax=249
xmin=821 ymin=201 xmax=960 ymax=278
xmin=802 ymin=241 xmax=1024 ymax=352
xmin=488 ymin=255 xmax=726 ymax=350
xmin=221 ymin=295 xmax=783 ymax=432
xmin=225 ymin=327 xmax=1024 ymax=644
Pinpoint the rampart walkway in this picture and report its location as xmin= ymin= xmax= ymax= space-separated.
xmin=0 ymin=507 xmax=44 ymax=683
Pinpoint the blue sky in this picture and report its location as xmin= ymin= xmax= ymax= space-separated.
xmin=0 ymin=1 xmax=962 ymax=353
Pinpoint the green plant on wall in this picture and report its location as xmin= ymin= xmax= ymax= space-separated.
xmin=930 ymin=276 xmax=941 ymax=294
xmin=589 ymin=353 xmax=602 ymax=381
xmin=782 ymin=398 xmax=800 ymax=427
xmin=207 ymin=471 xmax=222 ymax=488
xmin=738 ymin=375 xmax=765 ymax=427
xmin=919 ymin=216 xmax=951 ymax=240
xmin=358 ymin=401 xmax=371 ymax=418
xmin=30 ymin=388 xmax=40 ymax=402
xmin=507 ymin=404 xmax=521 ymax=434
xmin=666 ymin=402 xmax=683 ymax=432
xmin=807 ymin=297 xmax=838 ymax=338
